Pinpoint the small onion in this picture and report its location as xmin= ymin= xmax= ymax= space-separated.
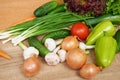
xmin=22 ymin=55 xmax=40 ymax=77
xmin=66 ymin=48 xmax=87 ymax=69
xmin=79 ymin=63 xmax=102 ymax=79
xmin=61 ymin=36 xmax=79 ymax=51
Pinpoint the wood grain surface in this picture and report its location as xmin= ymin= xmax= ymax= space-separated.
xmin=0 ymin=0 xmax=120 ymax=80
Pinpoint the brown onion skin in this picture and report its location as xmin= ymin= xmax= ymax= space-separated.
xmin=79 ymin=63 xmax=102 ymax=79
xmin=66 ymin=48 xmax=87 ymax=69
xmin=22 ymin=55 xmax=40 ymax=77
xmin=61 ymin=36 xmax=79 ymax=51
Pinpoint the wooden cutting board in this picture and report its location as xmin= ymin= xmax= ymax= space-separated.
xmin=0 ymin=0 xmax=120 ymax=80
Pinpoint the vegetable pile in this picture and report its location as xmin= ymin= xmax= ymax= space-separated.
xmin=0 ymin=0 xmax=120 ymax=79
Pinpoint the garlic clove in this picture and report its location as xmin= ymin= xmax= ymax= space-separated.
xmin=57 ymin=49 xmax=67 ymax=62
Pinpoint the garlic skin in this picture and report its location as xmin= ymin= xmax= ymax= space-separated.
xmin=57 ymin=49 xmax=67 ymax=62
xmin=44 ymin=38 xmax=56 ymax=51
xmin=45 ymin=53 xmax=60 ymax=65
xmin=23 ymin=47 xmax=39 ymax=60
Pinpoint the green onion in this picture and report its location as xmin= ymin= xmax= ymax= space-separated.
xmin=0 ymin=12 xmax=72 ymax=39
xmin=0 ymin=12 xmax=93 ymax=45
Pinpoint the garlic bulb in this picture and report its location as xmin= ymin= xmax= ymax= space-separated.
xmin=23 ymin=47 xmax=39 ymax=60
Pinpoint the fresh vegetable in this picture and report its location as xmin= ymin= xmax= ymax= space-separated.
xmin=95 ymin=36 xmax=117 ymax=67
xmin=57 ymin=49 xmax=67 ymax=62
xmin=64 ymin=0 xmax=106 ymax=16
xmin=114 ymin=30 xmax=120 ymax=53
xmin=0 ymin=0 xmax=120 ymax=79
xmin=45 ymin=53 xmax=60 ymax=66
xmin=44 ymin=38 xmax=63 ymax=52
xmin=22 ymin=54 xmax=40 ymax=77
xmin=41 ymin=29 xmax=70 ymax=43
xmin=104 ymin=0 xmax=120 ymax=15
xmin=61 ymin=36 xmax=79 ymax=51
xmin=1 ymin=13 xmax=67 ymax=39
xmin=44 ymin=39 xmax=66 ymax=65
xmin=0 ymin=50 xmax=12 ymax=60
xmin=18 ymin=42 xmax=40 ymax=77
xmin=44 ymin=38 xmax=57 ymax=51
xmin=85 ymin=14 xmax=120 ymax=26
xmin=70 ymin=22 xmax=90 ymax=40
xmin=48 ymin=4 xmax=66 ymax=15
xmin=23 ymin=47 xmax=39 ymax=60
xmin=19 ymin=42 xmax=39 ymax=60
xmin=86 ymin=20 xmax=115 ymax=45
xmin=45 ymin=46 xmax=61 ymax=65
xmin=64 ymin=0 xmax=120 ymax=16
xmin=28 ymin=37 xmax=49 ymax=57
xmin=79 ymin=63 xmax=102 ymax=79
xmin=34 ymin=1 xmax=58 ymax=17
xmin=66 ymin=48 xmax=87 ymax=69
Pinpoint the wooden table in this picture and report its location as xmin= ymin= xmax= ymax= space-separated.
xmin=0 ymin=0 xmax=120 ymax=80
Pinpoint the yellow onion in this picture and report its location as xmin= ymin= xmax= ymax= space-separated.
xmin=22 ymin=55 xmax=40 ymax=77
xmin=61 ymin=36 xmax=79 ymax=51
xmin=79 ymin=63 xmax=102 ymax=79
xmin=66 ymin=48 xmax=87 ymax=69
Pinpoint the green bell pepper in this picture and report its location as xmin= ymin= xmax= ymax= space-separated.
xmin=86 ymin=20 xmax=115 ymax=45
xmin=95 ymin=36 xmax=117 ymax=67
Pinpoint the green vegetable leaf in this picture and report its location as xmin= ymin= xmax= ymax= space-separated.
xmin=105 ymin=0 xmax=120 ymax=15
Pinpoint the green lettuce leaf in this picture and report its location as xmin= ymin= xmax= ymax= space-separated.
xmin=105 ymin=0 xmax=120 ymax=15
